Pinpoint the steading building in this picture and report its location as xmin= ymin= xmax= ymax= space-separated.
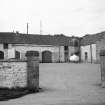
xmin=1 ymin=31 xmax=105 ymax=63
xmin=0 ymin=32 xmax=80 ymax=63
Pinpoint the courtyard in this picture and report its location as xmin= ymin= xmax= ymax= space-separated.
xmin=0 ymin=63 xmax=105 ymax=105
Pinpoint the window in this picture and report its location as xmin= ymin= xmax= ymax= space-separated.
xmin=64 ymin=46 xmax=68 ymax=50
xmin=15 ymin=51 xmax=20 ymax=59
xmin=74 ymin=41 xmax=79 ymax=47
xmin=3 ymin=43 xmax=8 ymax=49
xmin=0 ymin=51 xmax=4 ymax=59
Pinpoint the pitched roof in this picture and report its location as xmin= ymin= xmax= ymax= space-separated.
xmin=80 ymin=31 xmax=105 ymax=46
xmin=0 ymin=32 xmax=73 ymax=46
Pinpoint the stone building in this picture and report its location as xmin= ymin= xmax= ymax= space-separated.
xmin=1 ymin=31 xmax=105 ymax=63
xmin=0 ymin=32 xmax=80 ymax=63
xmin=80 ymin=31 xmax=105 ymax=63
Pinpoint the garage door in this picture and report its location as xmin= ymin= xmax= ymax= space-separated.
xmin=42 ymin=51 xmax=52 ymax=63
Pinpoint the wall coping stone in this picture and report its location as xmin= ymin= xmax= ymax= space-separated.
xmin=0 ymin=59 xmax=27 ymax=62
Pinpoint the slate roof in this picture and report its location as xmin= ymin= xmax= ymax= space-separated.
xmin=0 ymin=32 xmax=73 ymax=46
xmin=80 ymin=31 xmax=105 ymax=46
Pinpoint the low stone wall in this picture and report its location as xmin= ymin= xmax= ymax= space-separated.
xmin=0 ymin=51 xmax=39 ymax=91
xmin=0 ymin=60 xmax=27 ymax=88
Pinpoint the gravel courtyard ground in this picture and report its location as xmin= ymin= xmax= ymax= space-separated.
xmin=0 ymin=63 xmax=105 ymax=105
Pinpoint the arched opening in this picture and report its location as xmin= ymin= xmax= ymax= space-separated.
xmin=15 ymin=51 xmax=20 ymax=59
xmin=42 ymin=51 xmax=52 ymax=63
xmin=85 ymin=52 xmax=88 ymax=61
xmin=0 ymin=51 xmax=4 ymax=59
xmin=72 ymin=38 xmax=79 ymax=47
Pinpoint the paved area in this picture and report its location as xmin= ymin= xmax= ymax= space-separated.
xmin=0 ymin=63 xmax=105 ymax=105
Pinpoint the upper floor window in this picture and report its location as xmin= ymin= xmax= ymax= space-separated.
xmin=72 ymin=38 xmax=79 ymax=47
xmin=3 ymin=43 xmax=8 ymax=49
xmin=64 ymin=46 xmax=68 ymax=51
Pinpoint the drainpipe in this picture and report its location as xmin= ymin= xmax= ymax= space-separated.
xmin=90 ymin=44 xmax=92 ymax=63
xmin=59 ymin=46 xmax=60 ymax=63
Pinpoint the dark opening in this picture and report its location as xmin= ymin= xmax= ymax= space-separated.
xmin=74 ymin=41 xmax=79 ymax=47
xmin=3 ymin=43 xmax=8 ymax=49
xmin=42 ymin=51 xmax=52 ymax=63
xmin=64 ymin=46 xmax=68 ymax=51
xmin=15 ymin=51 xmax=20 ymax=59
xmin=0 ymin=51 xmax=4 ymax=59
xmin=85 ymin=52 xmax=88 ymax=61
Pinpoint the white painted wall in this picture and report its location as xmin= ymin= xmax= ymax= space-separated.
xmin=91 ymin=44 xmax=96 ymax=61
xmin=81 ymin=45 xmax=91 ymax=62
xmin=81 ymin=44 xmax=96 ymax=62
xmin=0 ymin=44 xmax=4 ymax=51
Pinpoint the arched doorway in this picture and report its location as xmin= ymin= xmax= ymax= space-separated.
xmin=0 ymin=51 xmax=4 ymax=59
xmin=42 ymin=51 xmax=52 ymax=63
xmin=85 ymin=52 xmax=88 ymax=61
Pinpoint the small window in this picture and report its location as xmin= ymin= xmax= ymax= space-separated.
xmin=64 ymin=46 xmax=68 ymax=50
xmin=0 ymin=51 xmax=4 ymax=59
xmin=15 ymin=51 xmax=20 ymax=59
xmin=3 ymin=43 xmax=8 ymax=49
xmin=74 ymin=41 xmax=78 ymax=47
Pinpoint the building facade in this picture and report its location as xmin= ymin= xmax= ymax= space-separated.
xmin=1 ymin=31 xmax=105 ymax=63
xmin=0 ymin=32 xmax=80 ymax=63
xmin=80 ymin=31 xmax=105 ymax=63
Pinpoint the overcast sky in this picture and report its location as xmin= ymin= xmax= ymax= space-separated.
xmin=0 ymin=0 xmax=105 ymax=36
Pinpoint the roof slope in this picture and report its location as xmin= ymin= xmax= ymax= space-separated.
xmin=0 ymin=32 xmax=72 ymax=46
xmin=80 ymin=31 xmax=105 ymax=46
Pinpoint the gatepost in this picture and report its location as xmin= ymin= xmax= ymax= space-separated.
xmin=100 ymin=50 xmax=105 ymax=88
xmin=26 ymin=51 xmax=39 ymax=92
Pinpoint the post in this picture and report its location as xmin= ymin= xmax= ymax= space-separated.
xmin=26 ymin=51 xmax=39 ymax=92
xmin=90 ymin=44 xmax=92 ymax=63
xmin=100 ymin=50 xmax=105 ymax=88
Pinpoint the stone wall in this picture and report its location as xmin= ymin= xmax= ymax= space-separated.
xmin=0 ymin=60 xmax=27 ymax=88
xmin=96 ymin=40 xmax=105 ymax=63
xmin=59 ymin=46 xmax=64 ymax=62
xmin=11 ymin=44 xmax=60 ymax=62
